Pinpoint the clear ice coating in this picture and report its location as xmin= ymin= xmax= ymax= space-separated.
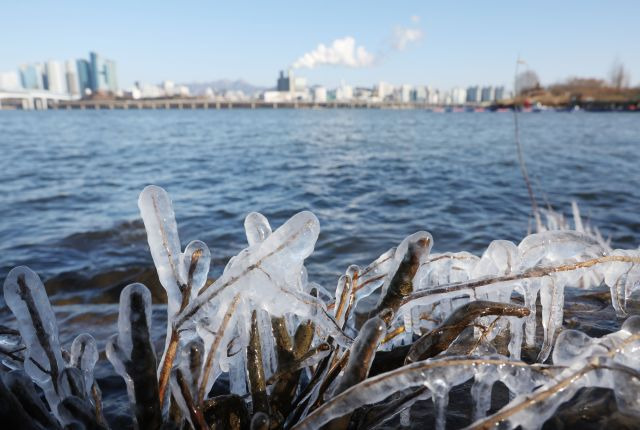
xmin=106 ymin=283 xmax=162 ymax=430
xmin=3 ymin=266 xmax=65 ymax=416
xmin=245 ymin=211 xmax=272 ymax=246
xmin=180 ymin=240 xmax=211 ymax=300
xmin=70 ymin=333 xmax=99 ymax=402
xmin=138 ymin=185 xmax=183 ymax=316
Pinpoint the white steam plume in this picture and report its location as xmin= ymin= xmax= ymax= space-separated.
xmin=392 ymin=26 xmax=423 ymax=51
xmin=292 ymin=36 xmax=375 ymax=69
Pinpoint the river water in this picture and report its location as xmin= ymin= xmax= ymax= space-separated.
xmin=1 ymin=109 xmax=639 ymax=427
xmin=1 ymin=110 xmax=638 ymax=291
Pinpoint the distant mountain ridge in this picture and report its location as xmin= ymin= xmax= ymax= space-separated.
xmin=182 ymin=79 xmax=268 ymax=95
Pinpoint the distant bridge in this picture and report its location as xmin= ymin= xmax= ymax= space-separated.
xmin=0 ymin=89 xmax=80 ymax=110
xmin=44 ymin=99 xmax=476 ymax=111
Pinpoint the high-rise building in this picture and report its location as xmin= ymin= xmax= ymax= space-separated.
xmin=466 ymin=86 xmax=480 ymax=103
xmin=413 ymin=86 xmax=427 ymax=102
xmin=90 ymin=52 xmax=107 ymax=92
xmin=426 ymin=86 xmax=440 ymax=104
xmin=19 ymin=64 xmax=44 ymax=90
xmin=105 ymin=59 xmax=118 ymax=92
xmin=277 ymin=70 xmax=291 ymax=92
xmin=451 ymin=87 xmax=467 ymax=105
xmin=65 ymin=60 xmax=79 ymax=95
xmin=76 ymin=59 xmax=92 ymax=95
xmin=375 ymin=81 xmax=392 ymax=101
xmin=89 ymin=52 xmax=118 ymax=93
xmin=481 ymin=86 xmax=494 ymax=103
xmin=395 ymin=84 xmax=412 ymax=103
xmin=45 ymin=60 xmax=67 ymax=94
xmin=494 ymin=86 xmax=505 ymax=101
xmin=336 ymin=83 xmax=353 ymax=101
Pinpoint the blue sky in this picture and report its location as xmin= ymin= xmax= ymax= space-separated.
xmin=2 ymin=1 xmax=638 ymax=89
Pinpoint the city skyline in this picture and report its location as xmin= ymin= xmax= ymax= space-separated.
xmin=1 ymin=1 xmax=639 ymax=89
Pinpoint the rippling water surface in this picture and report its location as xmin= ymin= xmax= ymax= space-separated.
xmin=1 ymin=110 xmax=639 ymax=292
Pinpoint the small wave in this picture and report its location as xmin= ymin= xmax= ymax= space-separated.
xmin=60 ymin=219 xmax=146 ymax=248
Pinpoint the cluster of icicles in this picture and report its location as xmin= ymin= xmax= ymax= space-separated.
xmin=1 ymin=185 xmax=640 ymax=430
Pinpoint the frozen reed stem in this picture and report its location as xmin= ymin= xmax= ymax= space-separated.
xmin=405 ymin=301 xmax=530 ymax=364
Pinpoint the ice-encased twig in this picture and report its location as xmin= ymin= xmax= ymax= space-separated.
xmin=405 ymin=301 xmax=530 ymax=364
xmin=247 ymin=310 xmax=270 ymax=416
xmin=69 ymin=333 xmax=105 ymax=425
xmin=138 ymin=185 xmax=189 ymax=407
xmin=3 ymin=266 xmax=66 ymax=417
xmin=175 ymin=211 xmax=320 ymax=325
xmin=333 ymin=314 xmax=388 ymax=396
xmin=138 ymin=185 xmax=183 ymax=314
xmin=57 ymin=367 xmax=108 ymax=429
xmin=292 ymin=356 xmax=556 ymax=430
xmin=371 ymin=233 xmax=432 ymax=321
xmin=176 ymin=210 xmax=352 ymax=347
xmin=197 ymin=293 xmax=241 ymax=402
xmin=466 ymin=316 xmax=640 ymax=430
xmin=170 ymin=339 xmax=206 ymax=428
xmin=106 ymin=283 xmax=162 ymax=430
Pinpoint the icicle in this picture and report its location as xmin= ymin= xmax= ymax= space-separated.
xmin=3 ymin=266 xmax=65 ymax=417
xmin=507 ymin=316 xmax=524 ymax=360
xmin=471 ymin=366 xmax=499 ymax=421
xmin=603 ymin=249 xmax=640 ymax=316
xmin=538 ymin=276 xmax=565 ymax=362
xmin=256 ymin=308 xmax=277 ymax=379
xmin=431 ymin=379 xmax=450 ymax=430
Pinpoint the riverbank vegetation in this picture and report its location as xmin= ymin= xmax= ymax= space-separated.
xmin=1 ymin=185 xmax=640 ymax=429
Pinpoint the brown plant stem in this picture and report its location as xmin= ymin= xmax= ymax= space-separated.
xmin=198 ymin=293 xmax=242 ymax=402
xmin=402 ymin=255 xmax=640 ymax=307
